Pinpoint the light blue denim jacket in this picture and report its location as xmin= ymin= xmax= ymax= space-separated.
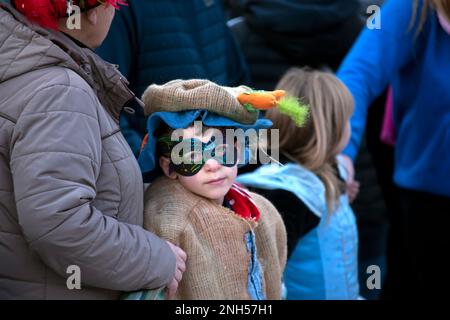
xmin=237 ymin=157 xmax=359 ymax=299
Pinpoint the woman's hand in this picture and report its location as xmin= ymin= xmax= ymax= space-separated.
xmin=164 ymin=241 xmax=187 ymax=299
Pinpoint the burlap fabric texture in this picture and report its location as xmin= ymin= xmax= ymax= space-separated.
xmin=144 ymin=176 xmax=287 ymax=300
xmin=141 ymin=79 xmax=258 ymax=124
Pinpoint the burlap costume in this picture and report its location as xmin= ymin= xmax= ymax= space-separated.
xmin=140 ymin=79 xmax=287 ymax=299
xmin=144 ymin=177 xmax=287 ymax=300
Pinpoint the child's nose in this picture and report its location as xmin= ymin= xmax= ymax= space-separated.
xmin=204 ymin=158 xmax=221 ymax=172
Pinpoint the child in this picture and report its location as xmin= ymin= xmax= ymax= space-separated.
xmin=137 ymin=79 xmax=307 ymax=300
xmin=237 ymin=68 xmax=360 ymax=300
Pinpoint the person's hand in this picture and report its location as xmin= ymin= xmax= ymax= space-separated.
xmin=347 ymin=179 xmax=360 ymax=203
xmin=164 ymin=241 xmax=187 ymax=299
xmin=340 ymin=154 xmax=360 ymax=203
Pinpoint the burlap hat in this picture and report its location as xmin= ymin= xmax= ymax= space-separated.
xmin=141 ymin=79 xmax=259 ymax=124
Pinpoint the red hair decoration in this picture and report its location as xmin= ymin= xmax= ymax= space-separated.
xmin=13 ymin=0 xmax=127 ymax=30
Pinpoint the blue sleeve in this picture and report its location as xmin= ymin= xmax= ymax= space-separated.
xmin=337 ymin=0 xmax=419 ymax=160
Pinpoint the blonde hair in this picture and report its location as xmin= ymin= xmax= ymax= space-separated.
xmin=412 ymin=0 xmax=450 ymax=34
xmin=266 ymin=68 xmax=354 ymax=214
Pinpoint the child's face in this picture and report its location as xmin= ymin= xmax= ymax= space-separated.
xmin=160 ymin=126 xmax=238 ymax=205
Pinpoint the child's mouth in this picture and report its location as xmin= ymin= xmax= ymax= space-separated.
xmin=206 ymin=177 xmax=226 ymax=185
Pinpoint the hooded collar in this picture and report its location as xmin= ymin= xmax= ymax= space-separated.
xmin=0 ymin=4 xmax=143 ymax=122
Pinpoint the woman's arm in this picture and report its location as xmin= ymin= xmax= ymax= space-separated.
xmin=338 ymin=0 xmax=419 ymax=160
xmin=11 ymin=78 xmax=175 ymax=292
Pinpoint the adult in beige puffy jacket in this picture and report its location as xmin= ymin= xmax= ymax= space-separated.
xmin=0 ymin=1 xmax=185 ymax=299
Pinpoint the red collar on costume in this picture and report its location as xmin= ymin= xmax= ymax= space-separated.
xmin=225 ymin=183 xmax=260 ymax=222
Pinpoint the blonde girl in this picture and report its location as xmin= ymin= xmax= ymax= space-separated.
xmin=237 ymin=68 xmax=359 ymax=299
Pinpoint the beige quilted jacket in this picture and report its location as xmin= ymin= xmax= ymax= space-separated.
xmin=0 ymin=5 xmax=175 ymax=299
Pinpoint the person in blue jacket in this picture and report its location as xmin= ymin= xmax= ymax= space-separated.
xmin=338 ymin=0 xmax=450 ymax=297
xmin=96 ymin=0 xmax=250 ymax=157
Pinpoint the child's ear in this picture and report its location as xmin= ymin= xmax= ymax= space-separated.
xmin=159 ymin=156 xmax=177 ymax=179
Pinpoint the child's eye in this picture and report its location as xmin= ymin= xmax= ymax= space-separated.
xmin=213 ymin=144 xmax=227 ymax=157
xmin=182 ymin=151 xmax=203 ymax=164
